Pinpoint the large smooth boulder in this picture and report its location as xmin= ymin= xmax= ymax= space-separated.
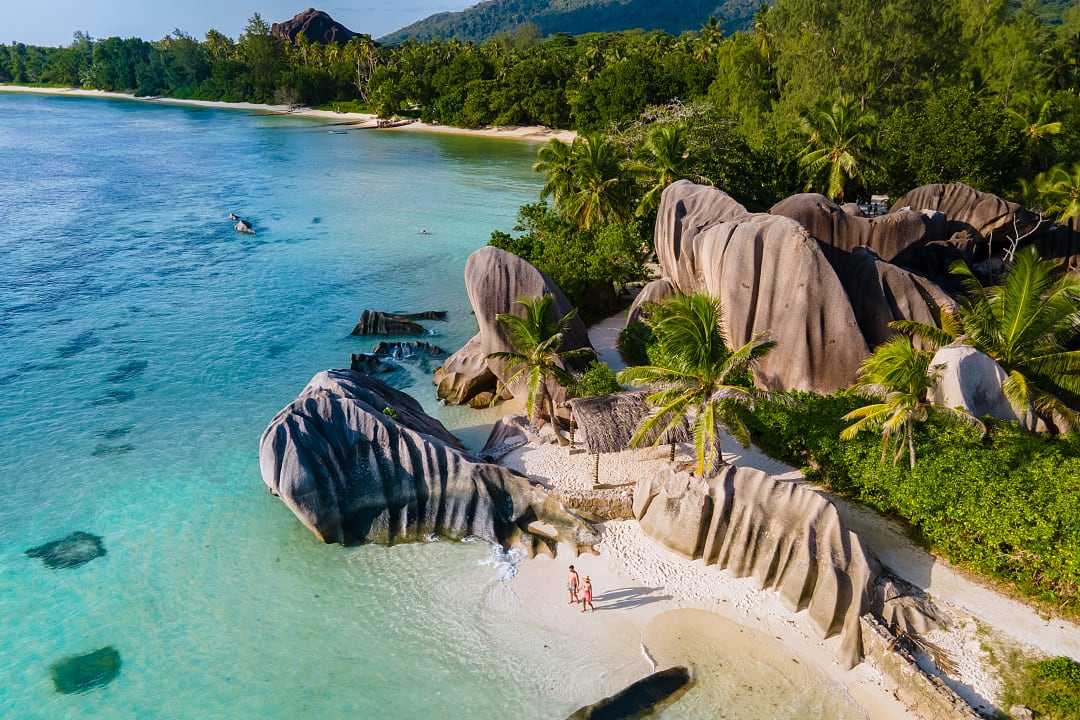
xmin=260 ymin=370 xmax=598 ymax=550
xmin=625 ymin=278 xmax=675 ymax=326
xmin=693 ymin=214 xmax=869 ymax=393
xmin=634 ymin=467 xmax=879 ymax=669
xmin=836 ymin=248 xmax=953 ymax=348
xmin=891 ymin=183 xmax=1043 ymax=259
xmin=434 ymin=247 xmax=593 ymax=406
xmin=928 ymin=345 xmax=1019 ymax=422
xmin=771 ymin=193 xmax=931 ymax=263
xmin=654 ymin=180 xmax=749 ymax=293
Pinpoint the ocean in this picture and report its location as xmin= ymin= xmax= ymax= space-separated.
xmin=0 ymin=92 xmax=868 ymax=720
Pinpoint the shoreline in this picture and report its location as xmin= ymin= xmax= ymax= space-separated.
xmin=0 ymin=85 xmax=578 ymax=143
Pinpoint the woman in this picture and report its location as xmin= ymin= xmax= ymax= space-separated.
xmin=581 ymin=576 xmax=594 ymax=612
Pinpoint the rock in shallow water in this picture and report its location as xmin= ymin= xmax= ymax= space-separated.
xmin=259 ymin=370 xmax=598 ymax=552
xmin=50 ymin=646 xmax=121 ymax=694
xmin=26 ymin=531 xmax=106 ymax=569
xmin=567 ymin=666 xmax=691 ymax=719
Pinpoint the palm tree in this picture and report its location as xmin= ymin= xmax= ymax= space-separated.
xmin=694 ymin=17 xmax=724 ymax=63
xmin=1042 ymin=162 xmax=1080 ymax=224
xmin=1007 ymin=93 xmax=1064 ymax=143
xmin=626 ymin=124 xmax=703 ymax=217
xmin=488 ymin=295 xmax=591 ymax=442
xmin=841 ymin=337 xmax=984 ymax=469
xmin=797 ymin=96 xmax=877 ymax=202
xmin=563 ymin=134 xmax=630 ymax=230
xmin=893 ymin=247 xmax=1080 ymax=430
xmin=617 ymin=293 xmax=776 ymax=477
xmin=533 ymin=138 xmax=576 ymax=206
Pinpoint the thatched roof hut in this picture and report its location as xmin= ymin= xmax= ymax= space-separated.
xmin=567 ymin=391 xmax=690 ymax=455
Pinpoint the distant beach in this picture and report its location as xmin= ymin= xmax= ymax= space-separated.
xmin=0 ymin=85 xmax=578 ymax=143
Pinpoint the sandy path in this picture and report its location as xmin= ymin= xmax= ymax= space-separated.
xmin=0 ymin=85 xmax=577 ymax=143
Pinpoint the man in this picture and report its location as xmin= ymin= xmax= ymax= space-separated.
xmin=567 ymin=564 xmax=580 ymax=604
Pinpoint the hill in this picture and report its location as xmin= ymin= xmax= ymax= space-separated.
xmin=271 ymin=8 xmax=359 ymax=44
xmin=379 ymin=0 xmax=762 ymax=44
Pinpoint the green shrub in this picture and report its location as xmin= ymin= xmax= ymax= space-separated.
xmin=572 ymin=361 xmax=622 ymax=398
xmin=747 ymin=392 xmax=1080 ymax=615
xmin=1003 ymin=656 xmax=1080 ymax=720
xmin=617 ymin=320 xmax=653 ymax=366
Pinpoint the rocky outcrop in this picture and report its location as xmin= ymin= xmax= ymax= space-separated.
xmin=891 ymin=183 xmax=1043 ymax=259
xmin=567 ymin=666 xmax=691 ymax=719
xmin=351 ymin=310 xmax=445 ymax=336
xmin=434 ymin=247 xmax=593 ymax=406
xmin=271 ymin=8 xmax=359 ymax=44
xmin=633 ymin=467 xmax=879 ymax=668
xmin=771 ymin=193 xmax=932 ymax=263
xmin=645 ymin=182 xmax=958 ymax=391
xmin=626 ymin=278 xmax=675 ymax=326
xmin=693 ymin=213 xmax=869 ymax=392
xmin=654 ymin=180 xmax=748 ymax=293
xmin=260 ymin=370 xmax=598 ymax=551
xmin=836 ymin=248 xmax=953 ymax=348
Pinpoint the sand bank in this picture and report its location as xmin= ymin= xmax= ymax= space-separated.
xmin=0 ymin=85 xmax=577 ymax=143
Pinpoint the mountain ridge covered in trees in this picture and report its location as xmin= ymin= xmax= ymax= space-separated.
xmin=379 ymin=0 xmax=761 ymax=44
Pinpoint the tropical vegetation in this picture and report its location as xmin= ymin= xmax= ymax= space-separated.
xmin=893 ymin=248 xmax=1080 ymax=431
xmin=840 ymin=337 xmax=985 ymax=468
xmin=617 ymin=292 xmax=775 ymax=477
xmin=487 ymin=294 xmax=591 ymax=442
xmin=747 ymin=392 xmax=1080 ymax=618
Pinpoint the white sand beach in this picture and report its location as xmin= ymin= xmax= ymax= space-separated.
xmin=483 ymin=313 xmax=1080 ymax=718
xmin=0 ymin=85 xmax=578 ymax=143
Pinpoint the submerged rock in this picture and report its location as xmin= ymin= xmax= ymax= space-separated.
xmin=259 ymin=370 xmax=598 ymax=552
xmin=567 ymin=666 xmax=691 ymax=719
xmin=26 ymin=531 xmax=106 ymax=569
xmin=435 ymin=246 xmax=593 ymax=406
xmin=633 ymin=467 xmax=879 ymax=668
xmin=50 ymin=646 xmax=121 ymax=694
xmin=371 ymin=341 xmax=448 ymax=372
xmin=349 ymin=353 xmax=413 ymax=388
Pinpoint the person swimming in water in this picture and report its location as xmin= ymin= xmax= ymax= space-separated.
xmin=581 ymin=576 xmax=594 ymax=613
xmin=419 ymin=228 xmax=430 ymax=235
xmin=567 ymin=565 xmax=580 ymax=604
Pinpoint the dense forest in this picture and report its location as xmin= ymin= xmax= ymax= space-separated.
xmin=2 ymin=0 xmax=1078 ymax=308
xmin=379 ymin=0 xmax=761 ymax=44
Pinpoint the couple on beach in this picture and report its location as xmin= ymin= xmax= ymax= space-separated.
xmin=567 ymin=565 xmax=595 ymax=612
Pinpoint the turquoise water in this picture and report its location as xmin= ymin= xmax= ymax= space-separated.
xmin=0 ymin=94 xmax=869 ymax=720
xmin=0 ymin=93 xmax=582 ymax=718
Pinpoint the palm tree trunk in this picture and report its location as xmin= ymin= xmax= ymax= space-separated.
xmin=669 ymin=441 xmax=676 ymax=463
xmin=545 ymin=392 xmax=565 ymax=445
xmin=592 ymin=452 xmax=600 ymax=487
xmin=907 ymin=425 xmax=916 ymax=470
